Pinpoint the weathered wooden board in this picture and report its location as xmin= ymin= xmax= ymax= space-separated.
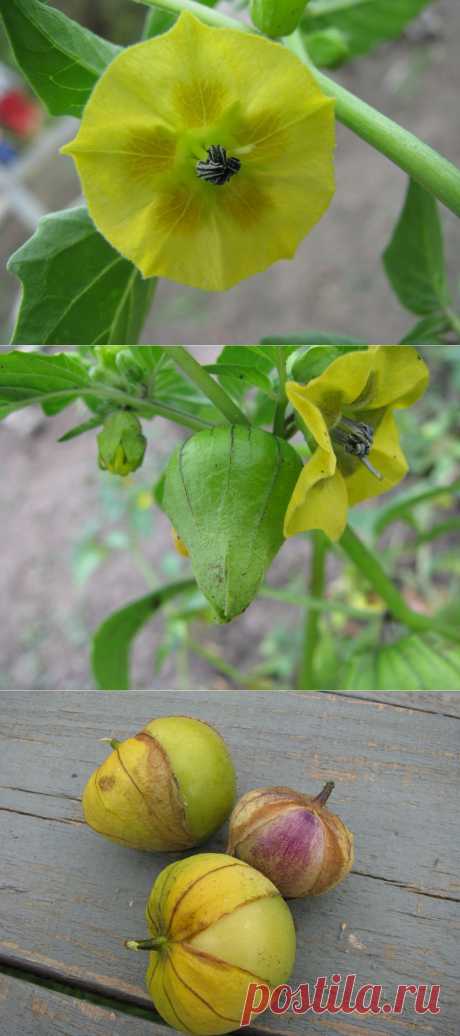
xmin=1 ymin=692 xmax=459 ymax=1036
xmin=2 ymin=692 xmax=459 ymax=894
xmin=328 ymin=692 xmax=460 ymax=718
xmin=0 ymin=972 xmax=163 ymax=1035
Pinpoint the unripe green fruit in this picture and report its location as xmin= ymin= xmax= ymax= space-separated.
xmin=162 ymin=426 xmax=302 ymax=623
xmin=97 ymin=411 xmax=146 ymax=476
xmin=83 ymin=716 xmax=237 ymax=851
xmin=250 ymin=0 xmax=308 ymax=37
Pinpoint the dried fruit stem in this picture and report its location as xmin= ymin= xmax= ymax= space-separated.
xmin=125 ymin=937 xmax=168 ymax=951
xmin=313 ymin=781 xmax=335 ymax=807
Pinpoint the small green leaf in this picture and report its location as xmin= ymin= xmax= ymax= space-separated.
xmin=303 ymin=0 xmax=432 ymax=63
xmin=344 ymin=633 xmax=460 ymax=691
xmin=400 ymin=314 xmax=450 ymax=344
xmin=58 ymin=416 xmax=102 ymax=442
xmin=8 ymin=207 xmax=155 ymax=346
xmin=0 ymin=349 xmax=90 ymax=420
xmin=383 ymin=179 xmax=449 ymax=316
xmin=91 ymin=580 xmax=196 ymax=690
xmin=373 ymin=479 xmax=460 ymax=537
xmin=0 ymin=0 xmax=120 ymax=117
xmin=205 ymin=364 xmax=274 ymax=396
xmin=304 ymin=27 xmax=350 ymax=67
xmin=261 ymin=333 xmax=367 ymax=345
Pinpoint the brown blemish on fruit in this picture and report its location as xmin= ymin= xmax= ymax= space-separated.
xmin=98 ymin=775 xmax=115 ymax=791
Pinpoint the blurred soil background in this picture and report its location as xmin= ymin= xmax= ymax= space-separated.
xmin=0 ymin=345 xmax=459 ymax=691
xmin=0 ymin=0 xmax=460 ymax=344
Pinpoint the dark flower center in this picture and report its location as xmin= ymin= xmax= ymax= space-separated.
xmin=196 ymin=145 xmax=241 ymax=186
xmin=331 ymin=416 xmax=383 ymax=480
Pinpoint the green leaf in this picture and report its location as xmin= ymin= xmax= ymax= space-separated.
xmin=303 ymin=0 xmax=432 ymax=63
xmin=58 ymin=416 xmax=102 ymax=442
xmin=91 ymin=580 xmax=196 ymax=690
xmin=261 ymin=333 xmax=367 ymax=345
xmin=8 ymin=207 xmax=155 ymax=346
xmin=0 ymin=349 xmax=90 ymax=420
xmin=0 ymin=0 xmax=120 ymax=118
xmin=288 ymin=344 xmax=367 ymax=383
xmin=343 ymin=633 xmax=460 ymax=691
xmin=400 ymin=314 xmax=450 ymax=344
xmin=383 ymin=179 xmax=449 ymax=317
xmin=204 ymin=364 xmax=274 ymax=396
xmin=373 ymin=479 xmax=460 ymax=537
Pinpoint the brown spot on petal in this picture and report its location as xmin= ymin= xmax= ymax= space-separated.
xmin=98 ymin=775 xmax=115 ymax=791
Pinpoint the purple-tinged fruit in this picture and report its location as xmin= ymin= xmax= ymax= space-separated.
xmin=227 ymin=782 xmax=353 ymax=898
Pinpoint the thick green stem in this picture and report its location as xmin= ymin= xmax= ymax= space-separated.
xmin=136 ymin=0 xmax=460 ymax=219
xmin=298 ymin=531 xmax=328 ymax=690
xmin=167 ymin=346 xmax=250 ymax=426
xmin=286 ymin=31 xmax=460 ymax=218
xmin=273 ymin=347 xmax=288 ymax=437
xmin=133 ymin=0 xmax=245 ymax=30
xmin=340 ymin=524 xmax=460 ymax=642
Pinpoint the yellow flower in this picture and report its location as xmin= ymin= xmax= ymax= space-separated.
xmin=61 ymin=12 xmax=335 ymax=292
xmin=284 ymin=346 xmax=429 ymax=542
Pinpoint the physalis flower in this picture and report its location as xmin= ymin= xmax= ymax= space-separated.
xmin=284 ymin=345 xmax=429 ymax=542
xmin=61 ymin=12 xmax=335 ymax=291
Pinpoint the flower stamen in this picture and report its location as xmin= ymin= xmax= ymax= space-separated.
xmin=196 ymin=145 xmax=241 ymax=186
xmin=331 ymin=416 xmax=383 ymax=480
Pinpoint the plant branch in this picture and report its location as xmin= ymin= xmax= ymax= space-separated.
xmin=133 ymin=0 xmax=245 ymax=30
xmin=1 ymin=387 xmax=215 ymax=433
xmin=340 ymin=524 xmax=460 ymax=642
xmin=286 ymin=31 xmax=460 ymax=219
xmin=167 ymin=347 xmax=250 ymax=425
xmin=298 ymin=531 xmax=329 ymax=690
xmin=273 ymin=347 xmax=288 ymax=436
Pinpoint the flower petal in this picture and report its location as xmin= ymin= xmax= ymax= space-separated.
xmin=345 ymin=408 xmax=408 ymax=506
xmin=286 ymin=380 xmax=333 ymax=452
xmin=61 ymin=12 xmax=335 ymax=291
xmin=284 ymin=447 xmax=347 ymax=541
xmin=365 ymin=346 xmax=429 ymax=408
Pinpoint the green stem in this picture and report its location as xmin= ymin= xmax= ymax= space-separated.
xmin=133 ymin=0 xmax=245 ymax=30
xmin=286 ymin=31 xmax=460 ymax=218
xmin=260 ymin=586 xmax=376 ymax=621
xmin=185 ymin=635 xmax=249 ymax=688
xmin=167 ymin=346 xmax=250 ymax=425
xmin=4 ymin=387 xmax=214 ymax=433
xmin=340 ymin=524 xmax=460 ymax=642
xmin=136 ymin=0 xmax=460 ymax=218
xmin=298 ymin=531 xmax=328 ymax=690
xmin=445 ymin=307 xmax=460 ymax=337
xmin=273 ymin=347 xmax=288 ymax=436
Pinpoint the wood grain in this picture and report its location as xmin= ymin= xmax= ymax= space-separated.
xmin=0 ymin=972 xmax=164 ymax=1034
xmin=1 ymin=691 xmax=459 ymax=1036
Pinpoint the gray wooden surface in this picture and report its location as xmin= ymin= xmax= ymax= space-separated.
xmin=1 ymin=691 xmax=459 ymax=1036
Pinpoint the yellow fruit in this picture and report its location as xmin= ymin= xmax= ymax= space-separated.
xmin=126 ymin=853 xmax=296 ymax=1035
xmin=83 ymin=717 xmax=236 ymax=851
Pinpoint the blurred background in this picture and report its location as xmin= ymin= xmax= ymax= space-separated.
xmin=0 ymin=0 xmax=460 ymax=344
xmin=1 ymin=345 xmax=459 ymax=690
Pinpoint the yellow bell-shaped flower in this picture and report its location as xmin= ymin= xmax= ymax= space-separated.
xmin=61 ymin=12 xmax=335 ymax=291
xmin=284 ymin=345 xmax=429 ymax=542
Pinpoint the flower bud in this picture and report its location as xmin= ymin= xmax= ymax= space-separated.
xmin=83 ymin=716 xmax=236 ymax=851
xmin=227 ymin=783 xmax=353 ymax=898
xmin=97 ymin=411 xmax=146 ymax=476
xmin=250 ymin=0 xmax=310 ymax=37
xmin=126 ymin=852 xmax=296 ymax=1035
xmin=162 ymin=425 xmax=302 ymax=622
